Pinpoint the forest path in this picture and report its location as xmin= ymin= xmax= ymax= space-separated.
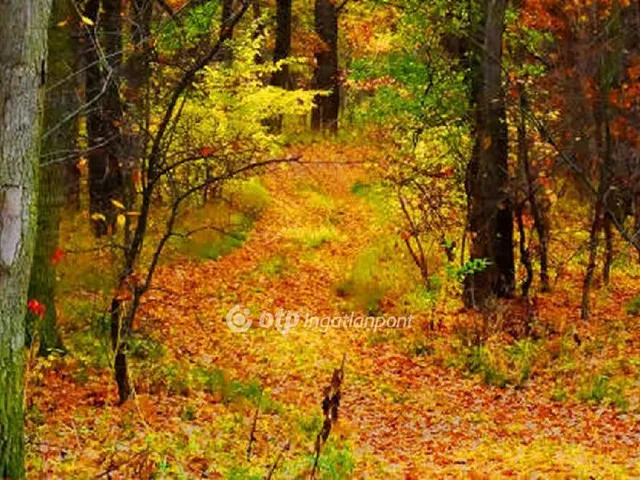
xmin=142 ymin=145 xmax=640 ymax=478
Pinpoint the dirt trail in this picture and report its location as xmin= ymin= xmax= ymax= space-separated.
xmin=144 ymin=153 xmax=640 ymax=477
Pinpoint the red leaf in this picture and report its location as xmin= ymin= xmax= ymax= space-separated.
xmin=199 ymin=146 xmax=214 ymax=158
xmin=27 ymin=299 xmax=46 ymax=319
xmin=51 ymin=247 xmax=64 ymax=265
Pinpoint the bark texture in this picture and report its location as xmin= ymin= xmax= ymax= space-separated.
xmin=27 ymin=0 xmax=77 ymax=356
xmin=0 ymin=0 xmax=51 ymax=476
xmin=464 ymin=0 xmax=515 ymax=307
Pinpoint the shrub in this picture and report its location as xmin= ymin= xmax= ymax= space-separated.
xmin=626 ymin=295 xmax=640 ymax=316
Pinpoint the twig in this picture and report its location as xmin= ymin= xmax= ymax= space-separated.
xmin=311 ymin=355 xmax=347 ymax=480
xmin=265 ymin=440 xmax=291 ymax=480
xmin=247 ymin=387 xmax=263 ymax=461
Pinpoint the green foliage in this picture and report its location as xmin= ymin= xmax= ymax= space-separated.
xmin=257 ymin=254 xmax=291 ymax=278
xmin=336 ymin=246 xmax=387 ymax=314
xmin=175 ymin=178 xmax=270 ymax=261
xmin=174 ymin=37 xmax=320 ymax=164
xmin=578 ymin=374 xmax=628 ymax=410
xmin=285 ymin=225 xmax=339 ymax=248
xmin=128 ymin=334 xmax=165 ymax=361
xmin=308 ymin=442 xmax=355 ymax=480
xmin=453 ymin=258 xmax=490 ymax=282
xmin=187 ymin=230 xmax=248 ymax=261
xmin=455 ymin=339 xmax=542 ymax=388
xmin=460 ymin=345 xmax=509 ymax=388
xmin=507 ymin=339 xmax=541 ymax=386
xmin=625 ymin=295 xmax=640 ymax=316
xmin=350 ymin=181 xmax=396 ymax=223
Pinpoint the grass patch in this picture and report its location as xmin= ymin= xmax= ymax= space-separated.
xmin=256 ymin=254 xmax=292 ymax=277
xmin=350 ymin=181 xmax=395 ymax=223
xmin=626 ymin=295 xmax=640 ymax=316
xmin=284 ymin=224 xmax=339 ymax=248
xmin=174 ymin=178 xmax=270 ymax=261
xmin=454 ymin=339 xmax=542 ymax=388
xmin=578 ymin=374 xmax=628 ymax=410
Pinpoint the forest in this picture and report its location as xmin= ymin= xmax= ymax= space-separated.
xmin=1 ymin=0 xmax=640 ymax=477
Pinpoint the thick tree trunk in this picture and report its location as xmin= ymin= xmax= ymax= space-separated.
xmin=0 ymin=0 xmax=51 ymax=476
xmin=311 ymin=0 xmax=340 ymax=133
xmin=85 ymin=0 xmax=123 ymax=237
xmin=271 ymin=0 xmax=293 ymax=89
xmin=464 ymin=0 xmax=514 ymax=307
xmin=27 ymin=0 xmax=78 ymax=356
xmin=268 ymin=0 xmax=293 ymax=131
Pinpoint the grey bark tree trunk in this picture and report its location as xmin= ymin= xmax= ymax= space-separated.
xmin=0 ymin=0 xmax=52 ymax=476
xmin=464 ymin=0 xmax=514 ymax=307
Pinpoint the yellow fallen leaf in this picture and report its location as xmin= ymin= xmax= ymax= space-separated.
xmin=111 ymin=199 xmax=125 ymax=210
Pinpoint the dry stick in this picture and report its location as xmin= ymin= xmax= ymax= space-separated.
xmin=265 ymin=440 xmax=291 ymax=480
xmin=310 ymin=354 xmax=347 ymax=480
xmin=247 ymin=387 xmax=264 ymax=461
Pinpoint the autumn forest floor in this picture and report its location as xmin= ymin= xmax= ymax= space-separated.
xmin=27 ymin=142 xmax=640 ymax=478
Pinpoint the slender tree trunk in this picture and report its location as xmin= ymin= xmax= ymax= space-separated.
xmin=582 ymin=200 xmax=604 ymax=320
xmin=516 ymin=87 xmax=533 ymax=298
xmin=582 ymin=99 xmax=612 ymax=320
xmin=27 ymin=0 xmax=78 ymax=355
xmin=252 ymin=0 xmax=266 ymax=64
xmin=0 ymin=0 xmax=51 ymax=476
xmin=110 ymin=296 xmax=132 ymax=404
xmin=518 ymin=83 xmax=551 ymax=292
xmin=311 ymin=0 xmax=340 ymax=133
xmin=602 ymin=212 xmax=613 ymax=285
xmin=464 ymin=0 xmax=514 ymax=307
xmin=106 ymin=0 xmax=154 ymax=404
xmin=635 ymin=192 xmax=640 ymax=263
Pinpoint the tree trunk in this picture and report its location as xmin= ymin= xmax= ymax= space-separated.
xmin=464 ymin=0 xmax=514 ymax=307
xmin=311 ymin=0 xmax=340 ymax=133
xmin=0 ymin=0 xmax=51 ymax=476
xmin=85 ymin=0 xmax=123 ymax=237
xmin=602 ymin=212 xmax=613 ymax=285
xmin=63 ymin=6 xmax=82 ymax=210
xmin=271 ymin=0 xmax=293 ymax=89
xmin=581 ymin=200 xmax=604 ymax=320
xmin=252 ymin=0 xmax=266 ymax=64
xmin=635 ymin=193 xmax=640 ymax=264
xmin=27 ymin=0 xmax=78 ymax=356
xmin=516 ymin=89 xmax=533 ymax=299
